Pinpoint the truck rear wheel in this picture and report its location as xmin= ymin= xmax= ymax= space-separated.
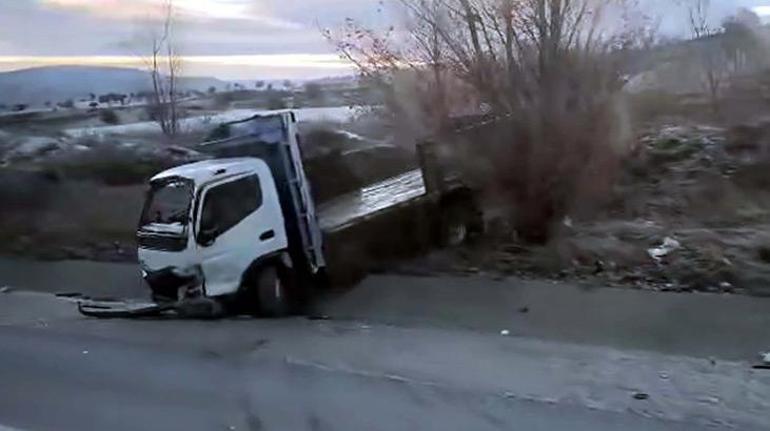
xmin=256 ymin=265 xmax=290 ymax=317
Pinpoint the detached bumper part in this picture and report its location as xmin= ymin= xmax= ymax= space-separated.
xmin=143 ymin=265 xmax=204 ymax=302
xmin=77 ymin=297 xmax=224 ymax=319
xmin=78 ymin=265 xmax=222 ymax=318
xmin=78 ymin=301 xmax=173 ymax=318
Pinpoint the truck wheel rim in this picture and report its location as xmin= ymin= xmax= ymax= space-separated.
xmin=447 ymin=222 xmax=467 ymax=246
xmin=274 ymin=278 xmax=283 ymax=301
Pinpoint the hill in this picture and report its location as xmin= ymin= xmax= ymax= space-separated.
xmin=0 ymin=66 xmax=227 ymax=106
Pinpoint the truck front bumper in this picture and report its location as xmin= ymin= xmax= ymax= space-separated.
xmin=142 ymin=265 xmax=204 ymax=302
xmin=78 ymin=296 xmax=224 ymax=319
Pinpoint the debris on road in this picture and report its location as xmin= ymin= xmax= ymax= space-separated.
xmin=55 ymin=292 xmax=83 ymax=298
xmin=754 ymin=352 xmax=770 ymax=369
xmin=500 ymin=329 xmax=510 ymax=336
xmin=648 ymin=237 xmax=681 ymax=263
xmin=632 ymin=392 xmax=650 ymax=400
xmin=0 ymin=285 xmax=12 ymax=293
xmin=563 ymin=217 xmax=573 ymax=228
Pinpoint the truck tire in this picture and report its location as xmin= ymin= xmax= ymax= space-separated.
xmin=256 ymin=265 xmax=291 ymax=317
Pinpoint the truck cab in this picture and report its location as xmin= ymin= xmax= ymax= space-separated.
xmin=137 ymin=113 xmax=325 ymax=315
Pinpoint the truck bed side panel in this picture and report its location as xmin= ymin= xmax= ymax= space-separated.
xmin=318 ymin=169 xmax=426 ymax=233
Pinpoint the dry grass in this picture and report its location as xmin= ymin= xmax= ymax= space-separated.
xmin=0 ymin=179 xmax=144 ymax=260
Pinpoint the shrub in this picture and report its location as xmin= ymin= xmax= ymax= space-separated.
xmin=99 ymin=109 xmax=120 ymax=125
xmin=44 ymin=146 xmax=170 ymax=186
xmin=266 ymin=93 xmax=287 ymax=110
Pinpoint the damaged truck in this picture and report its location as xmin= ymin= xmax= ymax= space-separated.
xmin=80 ymin=112 xmax=481 ymax=318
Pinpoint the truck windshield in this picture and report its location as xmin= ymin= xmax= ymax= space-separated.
xmin=139 ymin=179 xmax=193 ymax=234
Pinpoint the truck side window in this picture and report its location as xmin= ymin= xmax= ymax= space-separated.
xmin=200 ymin=175 xmax=262 ymax=239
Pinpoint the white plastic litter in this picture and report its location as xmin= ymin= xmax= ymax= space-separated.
xmin=648 ymin=237 xmax=681 ymax=262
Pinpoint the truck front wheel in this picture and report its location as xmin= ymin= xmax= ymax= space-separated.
xmin=256 ymin=265 xmax=291 ymax=317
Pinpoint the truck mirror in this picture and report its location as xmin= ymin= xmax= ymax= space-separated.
xmin=198 ymin=226 xmax=219 ymax=247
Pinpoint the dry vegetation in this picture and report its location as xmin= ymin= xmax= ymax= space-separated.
xmin=327 ymin=0 xmax=655 ymax=241
xmin=326 ymin=0 xmax=770 ymax=295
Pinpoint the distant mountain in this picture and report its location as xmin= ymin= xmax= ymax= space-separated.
xmin=0 ymin=66 xmax=228 ymax=106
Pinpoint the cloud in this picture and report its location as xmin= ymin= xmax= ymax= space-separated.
xmin=754 ymin=5 xmax=770 ymax=16
xmin=9 ymin=0 xmax=763 ymax=79
xmin=41 ymin=0 xmax=165 ymax=19
xmin=41 ymin=0 xmax=303 ymax=29
xmin=0 ymin=54 xmax=355 ymax=80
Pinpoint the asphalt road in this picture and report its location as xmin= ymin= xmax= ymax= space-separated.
xmin=2 ymin=261 xmax=770 ymax=430
xmin=1 ymin=315 xmax=759 ymax=431
xmin=4 ymin=259 xmax=770 ymax=361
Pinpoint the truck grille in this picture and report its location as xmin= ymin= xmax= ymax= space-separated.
xmin=137 ymin=233 xmax=187 ymax=252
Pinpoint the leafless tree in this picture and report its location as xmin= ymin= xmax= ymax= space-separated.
xmin=683 ymin=0 xmax=727 ymax=114
xmin=326 ymin=0 xmax=646 ymax=241
xmin=142 ymin=0 xmax=182 ymax=137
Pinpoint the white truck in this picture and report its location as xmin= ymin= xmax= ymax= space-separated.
xmin=80 ymin=112 xmax=481 ymax=318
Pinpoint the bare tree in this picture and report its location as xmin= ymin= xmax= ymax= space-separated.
xmin=683 ymin=0 xmax=728 ymax=115
xmin=326 ymin=0 xmax=644 ymax=241
xmin=142 ymin=0 xmax=182 ymax=137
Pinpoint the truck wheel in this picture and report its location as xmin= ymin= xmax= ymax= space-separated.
xmin=256 ymin=266 xmax=290 ymax=317
xmin=440 ymin=206 xmax=470 ymax=247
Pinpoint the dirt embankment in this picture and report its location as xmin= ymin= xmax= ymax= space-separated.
xmin=400 ymin=123 xmax=770 ymax=297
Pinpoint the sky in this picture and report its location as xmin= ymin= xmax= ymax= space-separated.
xmin=0 ymin=0 xmax=768 ymax=80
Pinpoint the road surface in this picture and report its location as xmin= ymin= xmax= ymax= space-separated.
xmin=1 ymin=261 xmax=770 ymax=430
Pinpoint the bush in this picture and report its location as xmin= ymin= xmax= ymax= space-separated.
xmin=214 ymin=92 xmax=235 ymax=106
xmin=266 ymin=93 xmax=287 ymax=110
xmin=144 ymin=104 xmax=162 ymax=122
xmin=99 ymin=109 xmax=120 ymax=125
xmin=267 ymin=97 xmax=286 ymax=111
xmin=43 ymin=146 xmax=171 ymax=186
xmin=629 ymin=91 xmax=689 ymax=123
xmin=304 ymin=82 xmax=324 ymax=102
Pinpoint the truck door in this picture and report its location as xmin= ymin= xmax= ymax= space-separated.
xmin=195 ymin=171 xmax=287 ymax=297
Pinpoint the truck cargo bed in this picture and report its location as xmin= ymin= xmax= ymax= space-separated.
xmin=318 ymin=169 xmax=426 ymax=233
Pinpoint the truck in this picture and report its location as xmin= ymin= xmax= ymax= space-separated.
xmin=79 ymin=111 xmax=481 ymax=318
